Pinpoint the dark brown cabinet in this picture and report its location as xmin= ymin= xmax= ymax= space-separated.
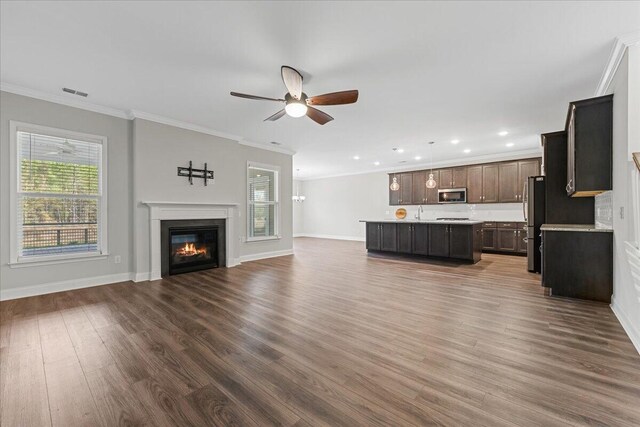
xmin=389 ymin=158 xmax=540 ymax=206
xmin=516 ymin=229 xmax=527 ymax=253
xmin=411 ymin=171 xmax=427 ymax=204
xmin=498 ymin=162 xmax=519 ymax=202
xmin=366 ymin=222 xmax=398 ymax=252
xmin=398 ymin=223 xmax=429 ymax=254
xmin=439 ymin=169 xmax=453 ymax=189
xmin=366 ymin=223 xmax=381 ymax=250
xmin=428 ymin=224 xmax=450 ymax=257
xmin=542 ymin=230 xmax=613 ymax=302
xmin=466 ymin=166 xmax=483 ymax=204
xmin=452 ymin=167 xmax=467 ymax=188
xmin=399 ymin=173 xmax=413 ymax=205
xmin=481 ymin=222 xmax=527 ymax=255
xmin=426 ymin=170 xmax=439 ymax=205
xmin=542 ymin=131 xmax=594 ymax=224
xmin=381 ymin=223 xmax=398 ymax=251
xmin=517 ymin=160 xmax=540 ymax=199
xmin=365 ymin=222 xmax=481 ymax=263
xmin=412 ymin=223 xmax=429 ymax=255
xmin=482 ymin=164 xmax=499 ymax=203
xmin=566 ymin=95 xmax=613 ymax=197
xmin=497 ymin=228 xmax=518 ymax=252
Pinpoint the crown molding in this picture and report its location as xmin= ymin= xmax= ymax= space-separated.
xmin=128 ymin=109 xmax=240 ymax=142
xmin=237 ymin=139 xmax=296 ymax=155
xmin=595 ymin=31 xmax=640 ymax=96
xmin=1 ymin=81 xmax=131 ymax=119
xmin=1 ymin=82 xmax=294 ymax=156
xmin=297 ymin=147 xmax=542 ymax=181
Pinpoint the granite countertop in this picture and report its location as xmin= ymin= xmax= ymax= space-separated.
xmin=540 ymin=224 xmax=613 ymax=233
xmin=359 ymin=219 xmax=484 ymax=225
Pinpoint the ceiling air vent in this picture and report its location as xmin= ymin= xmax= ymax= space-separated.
xmin=270 ymin=141 xmax=282 ymax=146
xmin=62 ymin=87 xmax=88 ymax=97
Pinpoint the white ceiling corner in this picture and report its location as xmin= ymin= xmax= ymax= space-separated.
xmin=1 ymin=1 xmax=638 ymax=179
xmin=595 ymin=30 xmax=640 ymax=96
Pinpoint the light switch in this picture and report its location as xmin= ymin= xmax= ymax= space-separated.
xmin=620 ymin=206 xmax=624 ymax=219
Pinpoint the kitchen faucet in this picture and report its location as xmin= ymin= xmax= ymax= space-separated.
xmin=415 ymin=205 xmax=423 ymax=220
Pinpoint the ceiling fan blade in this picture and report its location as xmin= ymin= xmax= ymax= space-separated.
xmin=307 ymin=90 xmax=359 ymax=106
xmin=264 ymin=109 xmax=287 ymax=122
xmin=306 ymin=107 xmax=334 ymax=125
xmin=230 ymin=92 xmax=284 ymax=102
xmin=281 ymin=66 xmax=303 ymax=100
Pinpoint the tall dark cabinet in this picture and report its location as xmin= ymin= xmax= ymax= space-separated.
xmin=542 ymin=131 xmax=594 ymax=224
xmin=566 ymin=95 xmax=613 ymax=197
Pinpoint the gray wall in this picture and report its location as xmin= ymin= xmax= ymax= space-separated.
xmin=132 ymin=118 xmax=293 ymax=278
xmin=0 ymin=91 xmax=133 ymax=294
xmin=0 ymin=92 xmax=293 ymax=298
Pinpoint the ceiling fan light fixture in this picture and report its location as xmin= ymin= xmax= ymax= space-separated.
xmin=285 ymin=101 xmax=307 ymax=118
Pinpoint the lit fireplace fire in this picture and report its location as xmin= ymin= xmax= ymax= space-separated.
xmin=175 ymin=242 xmax=207 ymax=257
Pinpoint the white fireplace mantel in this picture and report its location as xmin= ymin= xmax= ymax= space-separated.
xmin=142 ymin=201 xmax=240 ymax=280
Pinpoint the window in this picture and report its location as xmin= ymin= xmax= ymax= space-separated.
xmin=247 ymin=162 xmax=279 ymax=241
xmin=10 ymin=122 xmax=107 ymax=264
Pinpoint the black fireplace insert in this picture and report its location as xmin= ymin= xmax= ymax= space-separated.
xmin=160 ymin=219 xmax=226 ymax=276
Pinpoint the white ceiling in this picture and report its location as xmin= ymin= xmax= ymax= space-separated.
xmin=1 ymin=1 xmax=639 ymax=179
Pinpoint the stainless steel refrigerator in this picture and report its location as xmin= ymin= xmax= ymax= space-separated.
xmin=524 ymin=176 xmax=545 ymax=273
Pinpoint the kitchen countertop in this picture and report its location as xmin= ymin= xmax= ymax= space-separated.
xmin=360 ymin=219 xmax=484 ymax=225
xmin=540 ymin=224 xmax=613 ymax=233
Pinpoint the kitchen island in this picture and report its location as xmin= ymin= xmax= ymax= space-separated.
xmin=360 ymin=219 xmax=483 ymax=263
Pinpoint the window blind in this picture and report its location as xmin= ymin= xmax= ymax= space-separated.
xmin=248 ymin=166 xmax=277 ymax=238
xmin=17 ymin=131 xmax=103 ymax=257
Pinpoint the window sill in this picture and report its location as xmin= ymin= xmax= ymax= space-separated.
xmin=246 ymin=236 xmax=281 ymax=243
xmin=9 ymin=252 xmax=110 ymax=268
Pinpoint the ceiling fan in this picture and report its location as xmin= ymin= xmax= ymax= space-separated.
xmin=230 ymin=66 xmax=358 ymax=125
xmin=44 ymin=139 xmax=76 ymax=156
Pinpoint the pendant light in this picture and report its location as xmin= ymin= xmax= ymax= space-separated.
xmin=426 ymin=141 xmax=437 ymax=189
xmin=292 ymin=169 xmax=306 ymax=202
xmin=390 ymin=174 xmax=400 ymax=191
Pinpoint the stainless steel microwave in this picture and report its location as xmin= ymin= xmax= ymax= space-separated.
xmin=438 ymin=188 xmax=467 ymax=204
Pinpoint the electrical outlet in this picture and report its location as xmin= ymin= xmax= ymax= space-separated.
xmin=114 ymin=255 xmax=121 ymax=264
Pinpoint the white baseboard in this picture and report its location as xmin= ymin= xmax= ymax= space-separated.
xmin=240 ymin=249 xmax=294 ymax=263
xmin=133 ymin=272 xmax=150 ymax=282
xmin=0 ymin=272 xmax=135 ymax=301
xmin=611 ymin=296 xmax=640 ymax=355
xmin=294 ymin=233 xmax=365 ymax=242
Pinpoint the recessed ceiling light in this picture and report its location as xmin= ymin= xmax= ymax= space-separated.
xmin=498 ymin=131 xmax=509 ymax=136
xmin=506 ymin=142 xmax=514 ymax=147
xmin=353 ymin=155 xmax=360 ymax=160
xmin=414 ymin=156 xmax=422 ymax=160
xmin=463 ymin=149 xmax=471 ymax=154
xmin=374 ymin=161 xmax=380 ymax=166
xmin=451 ymin=139 xmax=460 ymax=145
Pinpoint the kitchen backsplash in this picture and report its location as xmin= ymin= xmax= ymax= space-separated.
xmin=595 ymin=191 xmax=613 ymax=229
xmin=385 ymin=203 xmax=525 ymax=221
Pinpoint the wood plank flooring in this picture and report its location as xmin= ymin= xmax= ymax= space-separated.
xmin=2 ymin=237 xmax=640 ymax=426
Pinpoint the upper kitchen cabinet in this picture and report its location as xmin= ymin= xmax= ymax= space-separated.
xmin=498 ymin=162 xmax=519 ymax=202
xmin=438 ymin=167 xmax=467 ymax=189
xmin=482 ymin=164 xmax=499 ymax=203
xmin=566 ymin=94 xmax=613 ymax=197
xmin=425 ymin=170 xmax=440 ymax=205
xmin=466 ymin=165 xmax=483 ymax=203
xmin=412 ymin=171 xmax=427 ymax=204
xmin=499 ymin=159 xmax=540 ymax=202
xmin=389 ymin=172 xmax=413 ymax=205
xmin=466 ymin=163 xmax=498 ymax=203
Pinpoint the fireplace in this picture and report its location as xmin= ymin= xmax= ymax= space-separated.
xmin=160 ymin=219 xmax=226 ymax=276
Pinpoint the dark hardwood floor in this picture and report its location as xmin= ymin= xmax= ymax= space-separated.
xmin=2 ymin=237 xmax=640 ymax=426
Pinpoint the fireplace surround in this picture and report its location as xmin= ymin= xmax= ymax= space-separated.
xmin=141 ymin=202 xmax=239 ymax=281
xmin=160 ymin=219 xmax=226 ymax=276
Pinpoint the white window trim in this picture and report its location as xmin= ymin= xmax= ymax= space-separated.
xmin=9 ymin=121 xmax=109 ymax=267
xmin=246 ymin=161 xmax=281 ymax=242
